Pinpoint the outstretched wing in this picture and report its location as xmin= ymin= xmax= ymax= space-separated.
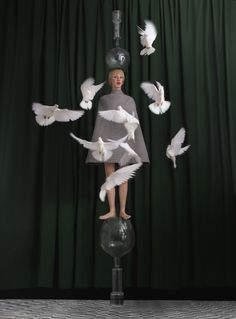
xmin=70 ymin=133 xmax=98 ymax=150
xmin=98 ymin=109 xmax=126 ymax=123
xmin=80 ymin=78 xmax=94 ymax=100
xmin=144 ymin=20 xmax=157 ymax=46
xmin=171 ymin=128 xmax=186 ymax=147
xmin=106 ymin=163 xmax=142 ymax=189
xmin=90 ymin=82 xmax=105 ymax=99
xmin=140 ymin=82 xmax=160 ymax=102
xmin=178 ymin=145 xmax=190 ymax=155
xmin=119 ymin=143 xmax=141 ymax=166
xmin=54 ymin=109 xmax=84 ymax=122
xmin=170 ymin=128 xmax=186 ymax=155
xmin=104 ymin=135 xmax=128 ymax=150
xmin=80 ymin=78 xmax=104 ymax=101
xmin=99 ymin=163 xmax=142 ymax=200
xmin=32 ymin=102 xmax=57 ymax=116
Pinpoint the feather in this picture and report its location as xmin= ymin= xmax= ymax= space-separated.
xmin=137 ymin=20 xmax=157 ymax=56
xmin=99 ymin=106 xmax=139 ymax=140
xmin=54 ymin=109 xmax=84 ymax=122
xmin=70 ymin=133 xmax=128 ymax=162
xmin=141 ymin=81 xmax=171 ymax=115
xmin=80 ymin=77 xmax=105 ymax=110
xmin=166 ymin=128 xmax=190 ymax=168
xmin=32 ymin=103 xmax=83 ymax=126
xmin=119 ymin=143 xmax=141 ymax=166
xmin=99 ymin=163 xmax=142 ymax=201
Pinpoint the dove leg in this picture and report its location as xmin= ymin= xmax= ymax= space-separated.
xmin=99 ymin=163 xmax=116 ymax=220
xmin=119 ymin=181 xmax=131 ymax=220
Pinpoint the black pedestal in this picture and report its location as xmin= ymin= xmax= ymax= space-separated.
xmin=110 ymin=262 xmax=124 ymax=305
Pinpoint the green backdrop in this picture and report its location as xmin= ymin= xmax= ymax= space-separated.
xmin=0 ymin=0 xmax=236 ymax=290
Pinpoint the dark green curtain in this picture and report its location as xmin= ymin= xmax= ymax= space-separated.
xmin=0 ymin=0 xmax=235 ymax=290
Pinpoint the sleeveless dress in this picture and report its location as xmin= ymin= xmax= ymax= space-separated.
xmin=86 ymin=89 xmax=149 ymax=164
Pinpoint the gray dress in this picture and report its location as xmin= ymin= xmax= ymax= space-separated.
xmin=86 ymin=89 xmax=149 ymax=164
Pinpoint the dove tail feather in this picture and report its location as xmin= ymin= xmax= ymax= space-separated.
xmin=161 ymin=101 xmax=171 ymax=113
xmin=80 ymin=100 xmax=92 ymax=110
xmin=99 ymin=189 xmax=106 ymax=202
xmin=140 ymin=48 xmax=148 ymax=55
xmin=127 ymin=131 xmax=135 ymax=140
xmin=148 ymin=103 xmax=161 ymax=115
xmin=146 ymin=47 xmax=155 ymax=55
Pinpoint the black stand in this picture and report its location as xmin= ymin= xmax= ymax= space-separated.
xmin=110 ymin=257 xmax=124 ymax=305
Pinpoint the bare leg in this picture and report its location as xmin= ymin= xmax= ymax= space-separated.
xmin=99 ymin=163 xmax=116 ymax=220
xmin=119 ymin=181 xmax=131 ymax=220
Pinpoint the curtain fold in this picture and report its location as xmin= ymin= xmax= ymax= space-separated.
xmin=0 ymin=0 xmax=235 ymax=289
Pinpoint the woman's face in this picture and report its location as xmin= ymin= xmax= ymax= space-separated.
xmin=110 ymin=72 xmax=125 ymax=90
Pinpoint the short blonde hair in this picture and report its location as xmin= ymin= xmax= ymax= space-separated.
xmin=108 ymin=69 xmax=125 ymax=86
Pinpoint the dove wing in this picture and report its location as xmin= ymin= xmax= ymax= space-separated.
xmin=119 ymin=143 xmax=137 ymax=156
xmin=170 ymin=128 xmax=186 ymax=155
xmin=137 ymin=25 xmax=145 ymax=36
xmin=32 ymin=102 xmax=56 ymax=115
xmin=104 ymin=135 xmax=128 ymax=150
xmin=80 ymin=77 xmax=95 ymax=99
xmin=89 ymin=82 xmax=105 ymax=99
xmin=144 ymin=20 xmax=157 ymax=45
xmin=125 ymin=110 xmax=139 ymax=124
xmin=70 ymin=133 xmax=98 ymax=150
xmin=171 ymin=128 xmax=186 ymax=147
xmin=140 ymin=82 xmax=159 ymax=102
xmin=178 ymin=145 xmax=190 ymax=155
xmin=54 ymin=109 xmax=84 ymax=122
xmin=105 ymin=163 xmax=142 ymax=190
xmin=98 ymin=110 xmax=126 ymax=123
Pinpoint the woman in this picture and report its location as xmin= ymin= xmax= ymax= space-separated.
xmin=86 ymin=69 xmax=149 ymax=220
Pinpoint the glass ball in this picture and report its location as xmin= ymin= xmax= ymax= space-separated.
xmin=100 ymin=217 xmax=135 ymax=258
xmin=105 ymin=47 xmax=130 ymax=71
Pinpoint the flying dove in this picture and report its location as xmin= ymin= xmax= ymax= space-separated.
xmin=99 ymin=162 xmax=142 ymax=202
xmin=32 ymin=102 xmax=84 ymax=126
xmin=166 ymin=127 xmax=190 ymax=168
xmin=140 ymin=81 xmax=171 ymax=114
xmin=137 ymin=20 xmax=157 ymax=56
xmin=99 ymin=106 xmax=139 ymax=140
xmin=70 ymin=133 xmax=128 ymax=162
xmin=80 ymin=77 xmax=105 ymax=110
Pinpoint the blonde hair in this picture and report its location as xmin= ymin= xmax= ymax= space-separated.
xmin=108 ymin=69 xmax=125 ymax=86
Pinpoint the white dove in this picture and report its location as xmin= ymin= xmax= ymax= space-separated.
xmin=137 ymin=20 xmax=157 ymax=56
xmin=119 ymin=143 xmax=141 ymax=166
xmin=166 ymin=128 xmax=190 ymax=168
xmin=140 ymin=81 xmax=171 ymax=114
xmin=99 ymin=106 xmax=139 ymax=140
xmin=80 ymin=77 xmax=105 ymax=110
xmin=107 ymin=140 xmax=141 ymax=166
xmin=99 ymin=162 xmax=142 ymax=201
xmin=32 ymin=102 xmax=84 ymax=126
xmin=70 ymin=133 xmax=128 ymax=162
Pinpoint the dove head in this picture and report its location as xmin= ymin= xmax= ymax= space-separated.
xmin=98 ymin=137 xmax=104 ymax=144
xmin=166 ymin=146 xmax=172 ymax=158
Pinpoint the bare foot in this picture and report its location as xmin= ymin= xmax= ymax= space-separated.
xmin=120 ymin=211 xmax=131 ymax=220
xmin=99 ymin=211 xmax=116 ymax=220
